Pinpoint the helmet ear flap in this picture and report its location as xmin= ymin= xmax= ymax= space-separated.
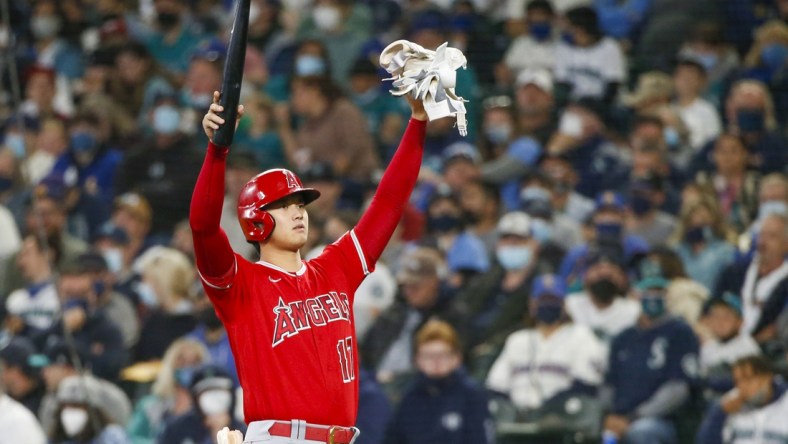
xmin=259 ymin=211 xmax=276 ymax=241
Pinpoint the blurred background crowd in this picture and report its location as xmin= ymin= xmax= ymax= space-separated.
xmin=0 ymin=0 xmax=787 ymax=443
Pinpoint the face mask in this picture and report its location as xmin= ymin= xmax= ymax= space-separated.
xmin=588 ymin=279 xmax=618 ymax=304
xmin=174 ymin=366 xmax=196 ymax=387
xmin=736 ymin=109 xmax=765 ymax=133
xmin=4 ymin=133 xmax=27 ymax=158
xmin=761 ymin=43 xmax=788 ymax=70
xmin=153 ymin=105 xmax=181 ymax=135
xmin=535 ymin=302 xmax=563 ymax=324
xmin=198 ymin=389 xmax=232 ymax=416
xmin=312 ymin=5 xmax=341 ymax=31
xmin=157 ymin=12 xmax=180 ymax=30
xmin=759 ymin=200 xmax=788 ymax=219
xmin=295 ymin=55 xmax=327 ymax=76
xmin=31 ymin=15 xmax=61 ymax=39
xmin=61 ymin=407 xmax=89 ymax=437
xmin=249 ymin=2 xmax=261 ymax=23
xmin=71 ymin=131 xmax=98 ymax=154
xmin=351 ymin=88 xmax=379 ymax=106
xmin=746 ymin=384 xmax=771 ymax=408
xmin=530 ymin=218 xmax=552 ymax=244
xmin=529 ymin=22 xmax=552 ymax=41
xmin=520 ymin=186 xmax=551 ymax=203
xmin=428 ymin=215 xmax=462 ymax=233
xmin=0 ymin=177 xmax=11 ymax=193
xmin=696 ymin=53 xmax=718 ymax=72
xmin=496 ymin=245 xmax=532 ymax=271
xmin=136 ymin=281 xmax=159 ymax=308
xmin=186 ymin=92 xmax=213 ymax=110
xmin=93 ymin=280 xmax=106 ymax=297
xmin=198 ymin=307 xmax=224 ymax=330
xmin=561 ymin=31 xmax=575 ymax=45
xmin=640 ymin=294 xmax=666 ymax=318
xmin=596 ymin=222 xmax=622 ymax=239
xmin=102 ymin=248 xmax=123 ymax=274
xmin=663 ymin=127 xmax=680 ymax=147
xmin=484 ymin=124 xmax=512 ymax=145
xmin=684 ymin=225 xmax=713 ymax=245
xmin=630 ymin=194 xmax=653 ymax=216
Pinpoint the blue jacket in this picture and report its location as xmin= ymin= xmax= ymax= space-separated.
xmin=156 ymin=410 xmax=245 ymax=444
xmin=696 ymin=382 xmax=788 ymax=444
xmin=356 ymin=368 xmax=392 ymax=444
xmin=384 ymin=369 xmax=493 ymax=444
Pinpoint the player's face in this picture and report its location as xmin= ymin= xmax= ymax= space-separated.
xmin=416 ymin=340 xmax=460 ymax=379
xmin=266 ymin=194 xmax=309 ymax=251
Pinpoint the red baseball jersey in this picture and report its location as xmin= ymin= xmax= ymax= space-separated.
xmin=202 ymin=231 xmax=371 ymax=426
xmin=190 ymin=118 xmax=425 ymax=428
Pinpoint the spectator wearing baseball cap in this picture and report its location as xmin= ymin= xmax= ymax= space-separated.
xmin=361 ymin=246 xmax=468 ymax=387
xmin=158 ymin=365 xmax=245 ymax=444
xmin=455 ymin=212 xmax=552 ymax=371
xmin=625 ymin=174 xmax=678 ymax=248
xmin=0 ymin=355 xmax=47 ymax=444
xmin=700 ymin=293 xmax=760 ymax=389
xmin=559 ymin=190 xmax=650 ymax=292
xmin=0 ymin=337 xmax=46 ymax=415
xmin=512 ymin=68 xmax=557 ymax=146
xmin=36 ymin=339 xmax=131 ymax=437
xmin=519 ymin=171 xmax=582 ymax=256
xmin=486 ymin=273 xmax=606 ymax=411
xmin=50 ymin=374 xmax=131 ymax=443
xmin=565 ymin=245 xmax=641 ymax=341
xmin=110 ymin=192 xmax=153 ymax=262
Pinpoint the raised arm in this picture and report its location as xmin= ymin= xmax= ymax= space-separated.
xmin=354 ymin=97 xmax=426 ymax=263
xmin=190 ymin=92 xmax=244 ymax=285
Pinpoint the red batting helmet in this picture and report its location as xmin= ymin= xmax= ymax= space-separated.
xmin=237 ymin=168 xmax=320 ymax=242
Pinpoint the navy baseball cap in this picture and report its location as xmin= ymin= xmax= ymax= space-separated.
xmin=93 ymin=222 xmax=130 ymax=245
xmin=594 ymin=190 xmax=626 ymax=212
xmin=710 ymin=292 xmax=743 ymax=317
xmin=531 ymin=274 xmax=567 ymax=299
xmin=0 ymin=337 xmax=38 ymax=376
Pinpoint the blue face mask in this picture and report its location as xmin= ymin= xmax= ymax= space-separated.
xmin=737 ymin=109 xmax=765 ymax=133
xmin=4 ymin=133 xmax=26 ymax=158
xmin=530 ymin=218 xmax=553 ymax=244
xmin=174 ymin=366 xmax=196 ymax=387
xmin=684 ymin=225 xmax=713 ymax=245
xmin=640 ymin=294 xmax=666 ymax=318
xmin=630 ymin=194 xmax=653 ymax=216
xmin=561 ymin=31 xmax=575 ymax=45
xmin=0 ymin=177 xmax=12 ymax=192
xmin=484 ymin=124 xmax=512 ymax=145
xmin=759 ymin=200 xmax=788 ymax=218
xmin=496 ymin=245 xmax=532 ymax=271
xmin=70 ymin=131 xmax=98 ymax=153
xmin=761 ymin=43 xmax=788 ymax=70
xmin=663 ymin=127 xmax=680 ymax=148
xmin=529 ymin=22 xmax=552 ymax=41
xmin=295 ymin=55 xmax=327 ymax=76
xmin=428 ymin=215 xmax=462 ymax=233
xmin=153 ymin=105 xmax=181 ymax=135
xmin=596 ymin=222 xmax=622 ymax=239
xmin=696 ymin=53 xmax=718 ymax=72
xmin=535 ymin=302 xmax=563 ymax=324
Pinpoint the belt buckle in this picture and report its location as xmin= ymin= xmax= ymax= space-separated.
xmin=328 ymin=426 xmax=337 ymax=444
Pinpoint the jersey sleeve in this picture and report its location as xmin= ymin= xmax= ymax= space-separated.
xmin=190 ymin=141 xmax=237 ymax=290
xmin=353 ymin=119 xmax=426 ymax=265
xmin=666 ymin=322 xmax=701 ymax=382
xmin=570 ymin=327 xmax=607 ymax=386
xmin=313 ymin=229 xmax=373 ymax=296
xmin=485 ymin=336 xmax=514 ymax=394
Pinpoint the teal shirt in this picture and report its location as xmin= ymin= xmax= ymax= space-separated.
xmin=676 ymin=239 xmax=737 ymax=291
xmin=234 ymin=129 xmax=287 ymax=171
xmin=143 ymin=26 xmax=207 ymax=76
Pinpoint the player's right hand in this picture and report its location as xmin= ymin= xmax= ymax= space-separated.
xmin=203 ymin=91 xmax=245 ymax=142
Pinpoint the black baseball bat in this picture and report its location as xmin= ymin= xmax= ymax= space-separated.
xmin=213 ymin=0 xmax=251 ymax=147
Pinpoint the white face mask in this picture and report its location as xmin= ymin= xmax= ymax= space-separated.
xmin=198 ymin=389 xmax=232 ymax=416
xmin=31 ymin=15 xmax=61 ymax=40
xmin=102 ymin=248 xmax=124 ymax=274
xmin=313 ymin=5 xmax=341 ymax=31
xmin=136 ymin=281 xmax=159 ymax=308
xmin=61 ymin=407 xmax=89 ymax=437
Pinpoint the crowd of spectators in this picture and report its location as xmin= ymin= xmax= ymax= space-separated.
xmin=0 ymin=0 xmax=787 ymax=443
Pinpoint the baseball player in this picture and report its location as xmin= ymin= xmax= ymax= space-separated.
xmin=190 ymin=90 xmax=427 ymax=443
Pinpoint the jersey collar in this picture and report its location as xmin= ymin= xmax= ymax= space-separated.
xmin=256 ymin=260 xmax=307 ymax=276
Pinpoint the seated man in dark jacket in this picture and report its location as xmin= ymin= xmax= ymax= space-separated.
xmin=385 ymin=320 xmax=493 ymax=444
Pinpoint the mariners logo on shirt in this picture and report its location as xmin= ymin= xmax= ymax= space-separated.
xmin=271 ymin=292 xmax=351 ymax=347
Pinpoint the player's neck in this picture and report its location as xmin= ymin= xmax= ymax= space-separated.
xmin=259 ymin=246 xmax=303 ymax=273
